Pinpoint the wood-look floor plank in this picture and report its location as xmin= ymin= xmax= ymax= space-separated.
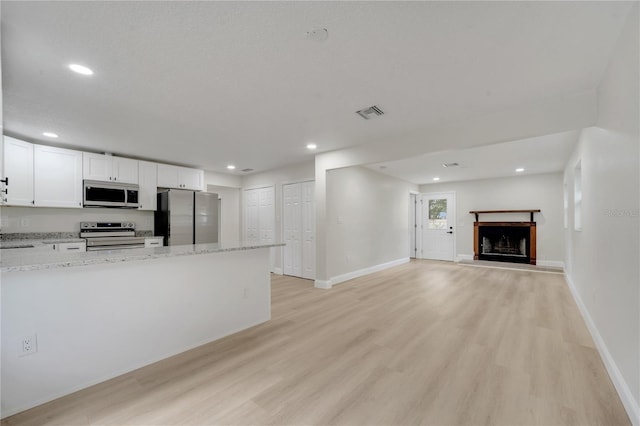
xmin=1 ymin=260 xmax=630 ymax=426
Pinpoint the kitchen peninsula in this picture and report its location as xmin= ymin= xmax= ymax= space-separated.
xmin=1 ymin=242 xmax=283 ymax=417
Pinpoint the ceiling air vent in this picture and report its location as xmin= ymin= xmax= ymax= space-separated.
xmin=356 ymin=105 xmax=384 ymax=120
xmin=442 ymin=162 xmax=459 ymax=168
xmin=241 ymin=168 xmax=254 ymax=173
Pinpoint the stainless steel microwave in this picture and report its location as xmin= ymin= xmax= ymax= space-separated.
xmin=83 ymin=180 xmax=139 ymax=208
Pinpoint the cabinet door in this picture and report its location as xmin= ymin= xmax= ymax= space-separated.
xmin=113 ymin=157 xmax=138 ymax=184
xmin=138 ymin=160 xmax=157 ymax=211
xmin=34 ymin=145 xmax=83 ymax=208
xmin=82 ymin=152 xmax=112 ymax=182
xmin=179 ymin=167 xmax=204 ymax=191
xmin=157 ymin=164 xmax=180 ymax=188
xmin=2 ymin=136 xmax=34 ymax=206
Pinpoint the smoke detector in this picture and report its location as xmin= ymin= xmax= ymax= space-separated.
xmin=442 ymin=162 xmax=459 ymax=168
xmin=356 ymin=105 xmax=384 ymax=120
xmin=306 ymin=28 xmax=328 ymax=42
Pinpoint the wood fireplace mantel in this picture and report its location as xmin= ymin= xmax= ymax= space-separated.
xmin=470 ymin=210 xmax=540 ymax=265
xmin=469 ymin=209 xmax=541 ymax=222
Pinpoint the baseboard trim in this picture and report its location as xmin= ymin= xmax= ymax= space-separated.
xmin=537 ymin=260 xmax=565 ymax=269
xmin=455 ymin=254 xmax=474 ymax=262
xmin=564 ymin=273 xmax=640 ymax=426
xmin=316 ymin=258 xmax=410 ymax=289
xmin=272 ymin=267 xmax=283 ymax=275
xmin=314 ymin=279 xmax=332 ymax=289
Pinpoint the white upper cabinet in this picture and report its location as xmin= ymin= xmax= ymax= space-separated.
xmin=179 ymin=167 xmax=204 ymax=191
xmin=34 ymin=145 xmax=83 ymax=208
xmin=83 ymin=153 xmax=139 ymax=184
xmin=156 ymin=163 xmax=179 ymax=188
xmin=157 ymin=164 xmax=204 ymax=191
xmin=138 ymin=160 xmax=157 ymax=211
xmin=2 ymin=136 xmax=34 ymax=206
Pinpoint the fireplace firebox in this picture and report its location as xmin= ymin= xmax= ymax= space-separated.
xmin=470 ymin=210 xmax=539 ymax=265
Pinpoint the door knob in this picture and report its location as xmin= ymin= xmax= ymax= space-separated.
xmin=447 ymin=231 xmax=453 ymax=234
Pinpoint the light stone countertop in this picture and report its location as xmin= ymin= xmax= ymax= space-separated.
xmin=1 ymin=242 xmax=285 ymax=273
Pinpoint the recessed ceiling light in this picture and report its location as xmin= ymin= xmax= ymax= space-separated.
xmin=306 ymin=143 xmax=317 ymax=150
xmin=69 ymin=64 xmax=94 ymax=75
xmin=42 ymin=132 xmax=59 ymax=138
xmin=515 ymin=168 xmax=525 ymax=172
xmin=227 ymin=165 xmax=236 ymax=170
xmin=433 ymin=177 xmax=440 ymax=181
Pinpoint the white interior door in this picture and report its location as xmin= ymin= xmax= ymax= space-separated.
xmin=244 ymin=188 xmax=259 ymax=243
xmin=410 ymin=194 xmax=417 ymax=258
xmin=283 ymin=183 xmax=302 ymax=276
xmin=258 ymin=186 xmax=274 ymax=245
xmin=301 ymin=181 xmax=315 ymax=279
xmin=420 ymin=192 xmax=455 ymax=261
xmin=282 ymin=181 xmax=315 ymax=280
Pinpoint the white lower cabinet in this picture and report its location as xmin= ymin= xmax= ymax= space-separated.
xmin=34 ymin=145 xmax=83 ymax=208
xmin=53 ymin=241 xmax=87 ymax=252
xmin=145 ymin=237 xmax=163 ymax=248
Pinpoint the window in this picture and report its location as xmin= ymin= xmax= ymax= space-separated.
xmin=428 ymin=198 xmax=447 ymax=229
xmin=574 ymin=160 xmax=582 ymax=231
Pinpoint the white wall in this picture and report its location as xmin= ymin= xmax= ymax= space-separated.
xmin=241 ymin=160 xmax=315 ymax=272
xmin=563 ymin=5 xmax=639 ymax=423
xmin=419 ymin=172 xmax=564 ymax=266
xmin=0 ymin=206 xmax=154 ymax=234
xmin=326 ymin=166 xmax=417 ymax=281
xmin=204 ymin=170 xmax=242 ymax=189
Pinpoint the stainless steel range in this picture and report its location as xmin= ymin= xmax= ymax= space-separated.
xmin=80 ymin=222 xmax=146 ymax=251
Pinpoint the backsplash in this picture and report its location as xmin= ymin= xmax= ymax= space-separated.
xmin=0 ymin=206 xmax=154 ymax=234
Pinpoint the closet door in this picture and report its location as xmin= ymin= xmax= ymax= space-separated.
xmin=283 ymin=183 xmax=302 ymax=276
xmin=244 ymin=189 xmax=260 ymax=243
xmin=282 ymin=181 xmax=315 ymax=280
xmin=258 ymin=186 xmax=274 ymax=245
xmin=301 ymin=181 xmax=316 ymax=279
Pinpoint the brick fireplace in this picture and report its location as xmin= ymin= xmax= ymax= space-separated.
xmin=471 ymin=210 xmax=540 ymax=265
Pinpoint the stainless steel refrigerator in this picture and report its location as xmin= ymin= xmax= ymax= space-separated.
xmin=155 ymin=190 xmax=219 ymax=246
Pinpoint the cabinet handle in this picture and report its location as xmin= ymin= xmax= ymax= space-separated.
xmin=114 ymin=177 xmax=117 ymax=181
xmin=1 ymin=188 xmax=7 ymax=195
xmin=0 ymin=177 xmax=8 ymax=185
xmin=67 ymin=247 xmax=80 ymax=250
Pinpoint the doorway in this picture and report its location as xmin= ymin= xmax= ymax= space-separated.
xmin=418 ymin=192 xmax=456 ymax=261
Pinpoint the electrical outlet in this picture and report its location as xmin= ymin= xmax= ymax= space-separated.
xmin=19 ymin=334 xmax=37 ymax=357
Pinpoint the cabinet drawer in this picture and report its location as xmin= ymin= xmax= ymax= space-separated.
xmin=145 ymin=238 xmax=163 ymax=248
xmin=54 ymin=242 xmax=87 ymax=252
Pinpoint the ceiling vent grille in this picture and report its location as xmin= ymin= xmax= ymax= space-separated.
xmin=241 ymin=168 xmax=254 ymax=173
xmin=442 ymin=162 xmax=459 ymax=168
xmin=356 ymin=105 xmax=384 ymax=120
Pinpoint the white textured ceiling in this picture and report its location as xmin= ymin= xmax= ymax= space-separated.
xmin=368 ymin=130 xmax=580 ymax=185
xmin=1 ymin=1 xmax=632 ymax=175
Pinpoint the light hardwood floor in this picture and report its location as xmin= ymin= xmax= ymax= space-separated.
xmin=2 ymin=260 xmax=630 ymax=426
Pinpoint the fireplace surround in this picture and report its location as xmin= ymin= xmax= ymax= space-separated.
xmin=470 ymin=210 xmax=540 ymax=265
